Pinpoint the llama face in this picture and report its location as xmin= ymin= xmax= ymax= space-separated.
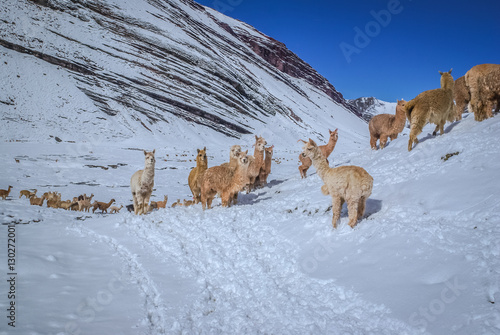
xmin=237 ymin=150 xmax=250 ymax=166
xmin=254 ymin=136 xmax=267 ymax=152
xmin=328 ymin=129 xmax=339 ymax=142
xmin=144 ymin=150 xmax=156 ymax=167
xmin=196 ymin=147 xmax=207 ymax=165
xmin=265 ymin=145 xmax=274 ymax=157
xmin=230 ymin=145 xmax=241 ymax=159
xmin=302 ymin=139 xmax=318 ymax=159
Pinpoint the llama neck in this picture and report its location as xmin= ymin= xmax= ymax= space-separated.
xmin=142 ymin=164 xmax=155 ymax=182
xmin=107 ymin=200 xmax=114 ymax=206
xmin=198 ymin=160 xmax=208 ymax=170
xmin=254 ymin=148 xmax=264 ymax=165
xmin=392 ymin=107 xmax=407 ymax=133
xmin=310 ymin=150 xmax=331 ymax=181
xmin=323 ymin=138 xmax=337 ymax=157
xmin=264 ymin=154 xmax=272 ymax=168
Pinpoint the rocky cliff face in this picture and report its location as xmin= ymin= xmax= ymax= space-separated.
xmin=348 ymin=97 xmax=397 ymax=122
xmin=0 ymin=0 xmax=362 ymax=142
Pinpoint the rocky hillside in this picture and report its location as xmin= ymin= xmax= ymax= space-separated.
xmin=348 ymin=97 xmax=397 ymax=122
xmin=0 ymin=0 xmax=362 ymax=143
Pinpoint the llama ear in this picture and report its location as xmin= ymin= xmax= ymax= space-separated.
xmin=255 ymin=135 xmax=258 ymax=140
xmin=152 ymin=149 xmax=155 ymax=155
xmin=143 ymin=150 xmax=147 ymax=156
xmin=203 ymin=146 xmax=206 ymax=151
xmin=439 ymin=71 xmax=443 ymax=75
xmin=244 ymin=150 xmax=248 ymax=154
xmin=309 ymin=138 xmax=317 ymax=146
xmin=448 ymin=68 xmax=453 ymax=74
xmin=197 ymin=149 xmax=200 ymax=154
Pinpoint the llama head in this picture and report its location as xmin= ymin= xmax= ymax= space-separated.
xmin=265 ymin=145 xmax=274 ymax=157
xmin=254 ymin=135 xmax=267 ymax=152
xmin=439 ymin=69 xmax=454 ymax=91
xmin=143 ymin=149 xmax=156 ymax=167
xmin=328 ymin=129 xmax=339 ymax=142
xmin=236 ymin=149 xmax=250 ymax=167
xmin=229 ymin=145 xmax=241 ymax=159
xmin=302 ymin=138 xmax=320 ymax=159
xmin=196 ymin=147 xmax=207 ymax=166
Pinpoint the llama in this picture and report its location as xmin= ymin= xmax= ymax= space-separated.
xmin=171 ymin=199 xmax=183 ymax=208
xmin=0 ymin=186 xmax=13 ymax=200
xmin=130 ymin=150 xmax=156 ymax=215
xmin=92 ymin=199 xmax=116 ymax=213
xmin=298 ymin=129 xmax=338 ymax=178
xmin=188 ymin=147 xmax=208 ymax=204
xmin=369 ymin=100 xmax=407 ymax=149
xmin=465 ymin=64 xmax=500 ymax=121
xmin=156 ymin=195 xmax=168 ymax=209
xmin=453 ymin=76 xmax=470 ymax=121
xmin=302 ymin=139 xmax=373 ymax=229
xmin=405 ymin=69 xmax=455 ymax=151
xmin=201 ymin=150 xmax=250 ymax=209
xmin=109 ymin=205 xmax=123 ymax=214
xmin=220 ymin=145 xmax=241 ymax=169
xmin=183 ymin=199 xmax=195 ymax=207
xmin=30 ymin=193 xmax=47 ymax=206
xmin=78 ymin=194 xmax=94 ymax=212
xmin=19 ymin=189 xmax=36 ymax=199
xmin=258 ymin=145 xmax=274 ymax=186
xmin=246 ymin=136 xmax=267 ymax=192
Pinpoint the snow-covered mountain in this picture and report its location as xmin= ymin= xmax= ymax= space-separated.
xmin=349 ymin=96 xmax=398 ymax=122
xmin=0 ymin=0 xmax=362 ymax=146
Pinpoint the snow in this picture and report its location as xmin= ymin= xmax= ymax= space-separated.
xmin=1 ymin=112 xmax=500 ymax=334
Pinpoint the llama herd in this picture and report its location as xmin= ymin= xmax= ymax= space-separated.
xmin=1 ymin=63 xmax=498 ymax=229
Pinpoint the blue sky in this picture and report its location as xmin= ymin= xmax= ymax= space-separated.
xmin=195 ymin=0 xmax=500 ymax=102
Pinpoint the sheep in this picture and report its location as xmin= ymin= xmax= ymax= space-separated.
xmin=130 ymin=150 xmax=156 ymax=215
xmin=109 ymin=205 xmax=123 ymax=214
xmin=19 ymin=189 xmax=36 ymax=199
xmin=201 ymin=150 xmax=250 ymax=210
xmin=405 ymin=69 xmax=455 ymax=151
xmin=246 ymin=136 xmax=267 ymax=192
xmin=302 ymin=138 xmax=373 ymax=229
xmin=0 ymin=186 xmax=13 ymax=200
xmin=298 ymin=129 xmax=338 ymax=178
xmin=92 ymin=199 xmax=116 ymax=213
xmin=453 ymin=76 xmax=470 ymax=121
xmin=465 ymin=64 xmax=500 ymax=121
xmin=188 ymin=147 xmax=208 ymax=204
xmin=258 ymin=145 xmax=274 ymax=186
xmin=369 ymin=100 xmax=407 ymax=149
xmin=156 ymin=195 xmax=168 ymax=209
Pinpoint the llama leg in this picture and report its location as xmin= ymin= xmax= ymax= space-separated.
xmin=485 ymin=100 xmax=494 ymax=119
xmin=331 ymin=196 xmax=342 ymax=229
xmin=370 ymin=134 xmax=378 ymax=150
xmin=357 ymin=197 xmax=366 ymax=221
xmin=135 ymin=194 xmax=143 ymax=215
xmin=408 ymin=122 xmax=421 ymax=151
xmin=379 ymin=134 xmax=388 ymax=149
xmin=347 ymin=199 xmax=360 ymax=228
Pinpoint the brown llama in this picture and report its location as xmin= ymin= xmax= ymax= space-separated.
xmin=30 ymin=193 xmax=47 ymax=206
xmin=130 ymin=150 xmax=156 ymax=215
xmin=298 ymin=129 xmax=338 ymax=178
xmin=369 ymin=100 xmax=407 ymax=149
xmin=19 ymin=189 xmax=36 ymax=199
xmin=92 ymin=199 xmax=116 ymax=213
xmin=302 ymin=139 xmax=373 ymax=229
xmin=246 ymin=136 xmax=267 ymax=192
xmin=465 ymin=64 xmax=500 ymax=121
xmin=453 ymin=76 xmax=470 ymax=121
xmin=0 ymin=186 xmax=13 ymax=200
xmin=156 ymin=195 xmax=168 ymax=209
xmin=201 ymin=150 xmax=250 ymax=209
xmin=405 ymin=69 xmax=455 ymax=151
xmin=188 ymin=147 xmax=208 ymax=204
xmin=258 ymin=145 xmax=274 ymax=186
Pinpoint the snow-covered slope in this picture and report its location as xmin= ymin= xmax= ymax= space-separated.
xmin=0 ymin=0 xmax=361 ymax=145
xmin=1 ymin=112 xmax=499 ymax=334
xmin=349 ymin=97 xmax=398 ymax=122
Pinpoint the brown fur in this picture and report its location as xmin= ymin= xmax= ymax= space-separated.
xmin=19 ymin=189 xmax=36 ymax=199
xmin=298 ymin=129 xmax=338 ymax=178
xmin=30 ymin=193 xmax=47 ymax=206
xmin=171 ymin=199 xmax=182 ymax=208
xmin=130 ymin=150 xmax=156 ymax=215
xmin=188 ymin=147 xmax=207 ymax=204
xmin=0 ymin=186 xmax=13 ymax=200
xmin=258 ymin=145 xmax=274 ymax=186
xmin=156 ymin=195 xmax=168 ymax=208
xmin=201 ymin=150 xmax=250 ymax=209
xmin=369 ymin=100 xmax=407 ymax=149
xmin=302 ymin=139 xmax=373 ymax=229
xmin=220 ymin=145 xmax=242 ymax=170
xmin=92 ymin=199 xmax=116 ymax=213
xmin=406 ymin=69 xmax=455 ymax=151
xmin=465 ymin=64 xmax=500 ymax=121
xmin=453 ymin=76 xmax=470 ymax=121
xmin=246 ymin=136 xmax=267 ymax=192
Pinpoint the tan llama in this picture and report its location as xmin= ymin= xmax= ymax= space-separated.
xmin=258 ymin=145 xmax=274 ymax=186
xmin=92 ymin=199 xmax=116 ymax=213
xmin=19 ymin=189 xmax=36 ymax=199
xmin=453 ymin=76 xmax=470 ymax=121
xmin=405 ymin=69 xmax=455 ymax=151
xmin=220 ymin=145 xmax=241 ymax=169
xmin=0 ymin=186 xmax=13 ymax=200
xmin=369 ymin=100 xmax=407 ymax=149
xmin=30 ymin=193 xmax=47 ymax=206
xmin=246 ymin=136 xmax=267 ymax=192
xmin=298 ymin=129 xmax=338 ymax=178
xmin=155 ymin=195 xmax=168 ymax=209
xmin=302 ymin=139 xmax=373 ymax=229
xmin=465 ymin=64 xmax=500 ymax=121
xmin=130 ymin=150 xmax=156 ymax=215
xmin=109 ymin=205 xmax=123 ymax=214
xmin=188 ymin=147 xmax=208 ymax=204
xmin=201 ymin=150 xmax=250 ymax=209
